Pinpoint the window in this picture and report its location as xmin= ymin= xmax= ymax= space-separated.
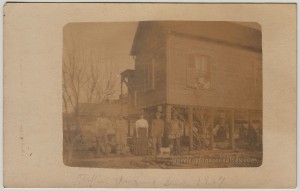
xmin=144 ymin=58 xmax=155 ymax=91
xmin=187 ymin=54 xmax=211 ymax=89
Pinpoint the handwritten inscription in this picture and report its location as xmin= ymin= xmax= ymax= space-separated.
xmin=77 ymin=173 xmax=226 ymax=188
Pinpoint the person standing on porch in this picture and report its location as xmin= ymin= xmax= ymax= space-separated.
xmin=135 ymin=111 xmax=149 ymax=155
xmin=151 ymin=111 xmax=164 ymax=155
xmin=168 ymin=112 xmax=182 ymax=155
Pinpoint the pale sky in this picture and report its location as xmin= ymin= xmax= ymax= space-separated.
xmin=63 ymin=22 xmax=138 ymax=101
xmin=63 ymin=21 xmax=258 ymax=103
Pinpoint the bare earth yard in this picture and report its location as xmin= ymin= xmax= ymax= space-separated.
xmin=64 ymin=149 xmax=262 ymax=169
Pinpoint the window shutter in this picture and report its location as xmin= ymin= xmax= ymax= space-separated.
xmin=201 ymin=56 xmax=209 ymax=76
xmin=187 ymin=55 xmax=197 ymax=87
xmin=144 ymin=64 xmax=148 ymax=91
xmin=144 ymin=58 xmax=155 ymax=91
xmin=133 ymin=90 xmax=137 ymax=107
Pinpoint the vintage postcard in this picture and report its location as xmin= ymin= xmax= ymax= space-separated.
xmin=63 ymin=21 xmax=263 ymax=169
xmin=4 ymin=3 xmax=296 ymax=188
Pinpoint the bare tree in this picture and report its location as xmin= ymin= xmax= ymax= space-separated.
xmin=63 ymin=34 xmax=117 ymax=163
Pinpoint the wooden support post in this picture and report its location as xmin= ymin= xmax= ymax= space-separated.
xmin=164 ymin=105 xmax=172 ymax=147
xmin=188 ymin=106 xmax=193 ymax=151
xmin=133 ymin=91 xmax=136 ymax=107
xmin=120 ymin=77 xmax=123 ymax=97
xmin=210 ymin=110 xmax=215 ymax=150
xmin=230 ymin=109 xmax=235 ymax=150
xmin=127 ymin=119 xmax=130 ymax=137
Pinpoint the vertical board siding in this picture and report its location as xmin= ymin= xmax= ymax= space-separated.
xmin=133 ymin=24 xmax=167 ymax=108
xmin=167 ymin=35 xmax=262 ymax=110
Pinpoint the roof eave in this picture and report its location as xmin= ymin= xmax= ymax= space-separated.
xmin=130 ymin=22 xmax=143 ymax=56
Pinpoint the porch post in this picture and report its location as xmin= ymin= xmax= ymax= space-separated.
xmin=188 ymin=106 xmax=193 ymax=151
xmin=127 ymin=119 xmax=130 ymax=137
xmin=120 ymin=77 xmax=123 ymax=97
xmin=164 ymin=105 xmax=172 ymax=147
xmin=210 ymin=109 xmax=215 ymax=150
xmin=230 ymin=109 xmax=235 ymax=150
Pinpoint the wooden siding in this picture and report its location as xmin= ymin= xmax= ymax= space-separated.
xmin=167 ymin=35 xmax=262 ymax=110
xmin=133 ymin=23 xmax=168 ymax=108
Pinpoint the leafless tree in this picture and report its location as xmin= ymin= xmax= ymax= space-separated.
xmin=62 ymin=34 xmax=117 ymax=163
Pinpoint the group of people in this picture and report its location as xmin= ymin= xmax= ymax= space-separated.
xmin=95 ymin=110 xmax=183 ymax=157
xmin=95 ymin=110 xmax=262 ymax=157
xmin=212 ymin=116 xmax=262 ymax=150
xmin=95 ymin=112 xmax=128 ymax=156
xmin=135 ymin=111 xmax=183 ymax=156
xmin=213 ymin=117 xmax=229 ymax=142
xmin=238 ymin=121 xmax=262 ymax=150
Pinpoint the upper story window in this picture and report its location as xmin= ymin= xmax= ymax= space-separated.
xmin=187 ymin=54 xmax=211 ymax=89
xmin=144 ymin=58 xmax=155 ymax=91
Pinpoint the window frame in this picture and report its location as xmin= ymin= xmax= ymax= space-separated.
xmin=144 ymin=58 xmax=155 ymax=92
xmin=186 ymin=54 xmax=212 ymax=90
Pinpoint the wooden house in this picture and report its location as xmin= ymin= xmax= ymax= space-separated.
xmin=120 ymin=21 xmax=262 ymax=150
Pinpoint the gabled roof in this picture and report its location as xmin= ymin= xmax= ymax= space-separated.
xmin=130 ymin=21 xmax=262 ymax=55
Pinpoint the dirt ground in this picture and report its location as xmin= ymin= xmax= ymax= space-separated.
xmin=64 ymin=149 xmax=262 ymax=169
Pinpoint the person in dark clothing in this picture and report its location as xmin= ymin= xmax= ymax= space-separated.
xmin=248 ymin=122 xmax=261 ymax=150
xmin=213 ymin=119 xmax=228 ymax=142
xmin=168 ymin=113 xmax=183 ymax=155
xmin=151 ymin=111 xmax=164 ymax=155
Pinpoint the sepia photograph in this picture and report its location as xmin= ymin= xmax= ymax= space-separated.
xmin=4 ymin=3 xmax=296 ymax=188
xmin=63 ymin=21 xmax=263 ymax=168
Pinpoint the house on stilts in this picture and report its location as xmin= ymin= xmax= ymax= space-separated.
xmin=120 ymin=21 xmax=262 ymax=151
